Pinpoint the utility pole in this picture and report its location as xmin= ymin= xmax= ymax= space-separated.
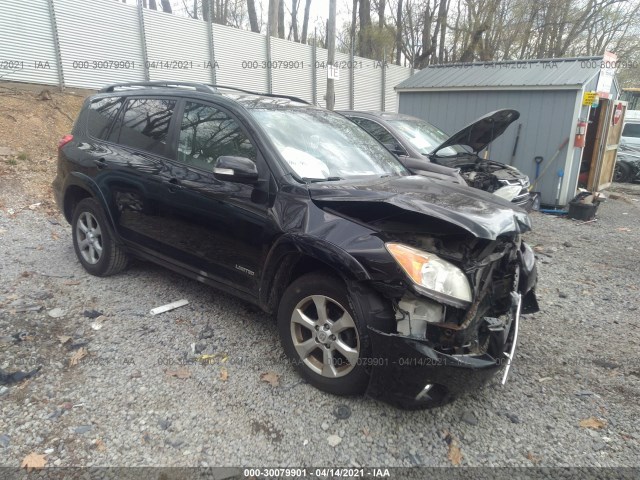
xmin=326 ymin=0 xmax=336 ymax=110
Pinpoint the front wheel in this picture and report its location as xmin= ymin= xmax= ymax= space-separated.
xmin=72 ymin=198 xmax=128 ymax=276
xmin=278 ymin=273 xmax=382 ymax=396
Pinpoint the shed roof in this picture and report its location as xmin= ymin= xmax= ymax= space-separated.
xmin=396 ymin=56 xmax=603 ymax=91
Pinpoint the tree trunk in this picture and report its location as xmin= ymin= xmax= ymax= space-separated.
xmin=160 ymin=0 xmax=172 ymax=13
xmin=278 ymin=0 xmax=285 ymax=38
xmin=202 ymin=0 xmax=210 ymax=22
xmin=358 ymin=0 xmax=373 ymax=57
xmin=351 ymin=0 xmax=358 ymax=50
xmin=292 ymin=0 xmax=299 ymax=42
xmin=148 ymin=0 xmax=157 ymax=10
xmin=437 ymin=0 xmax=448 ymax=63
xmin=192 ymin=0 xmax=198 ymax=19
xmin=268 ymin=0 xmax=279 ymax=37
xmin=301 ymin=0 xmax=312 ymax=43
xmin=395 ymin=0 xmax=402 ymax=65
xmin=247 ymin=0 xmax=260 ymax=33
xmin=378 ymin=0 xmax=385 ymax=28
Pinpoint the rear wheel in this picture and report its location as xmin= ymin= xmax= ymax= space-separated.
xmin=278 ymin=273 xmax=383 ymax=396
xmin=614 ymin=162 xmax=632 ymax=183
xmin=72 ymin=198 xmax=128 ymax=276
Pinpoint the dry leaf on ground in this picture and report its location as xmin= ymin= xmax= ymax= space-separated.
xmin=220 ymin=367 xmax=228 ymax=381
xmin=260 ymin=371 xmax=280 ymax=387
xmin=57 ymin=335 xmax=72 ymax=345
xmin=95 ymin=439 xmax=107 ymax=451
xmin=21 ymin=452 xmax=47 ymax=472
xmin=165 ymin=367 xmax=191 ymax=379
xmin=579 ymin=417 xmax=607 ymax=429
xmin=616 ymin=227 xmax=631 ymax=232
xmin=447 ymin=441 xmax=463 ymax=465
xmin=69 ymin=347 xmax=88 ymax=366
xmin=526 ymin=451 xmax=542 ymax=463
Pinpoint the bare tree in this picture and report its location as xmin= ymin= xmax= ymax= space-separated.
xmin=268 ymin=0 xmax=279 ymax=37
xmin=301 ymin=0 xmax=312 ymax=43
xmin=247 ymin=0 xmax=260 ymax=32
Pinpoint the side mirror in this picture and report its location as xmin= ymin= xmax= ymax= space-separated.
xmin=384 ymin=143 xmax=406 ymax=157
xmin=213 ymin=156 xmax=259 ymax=184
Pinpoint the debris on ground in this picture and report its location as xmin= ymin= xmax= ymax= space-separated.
xmin=260 ymin=372 xmax=280 ymax=387
xmin=327 ymin=435 xmax=342 ymax=447
xmin=149 ymin=299 xmax=189 ymax=315
xmin=0 ymin=366 xmax=42 ymax=386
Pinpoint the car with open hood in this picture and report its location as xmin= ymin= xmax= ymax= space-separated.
xmin=53 ymin=82 xmax=538 ymax=408
xmin=340 ymin=110 xmax=535 ymax=209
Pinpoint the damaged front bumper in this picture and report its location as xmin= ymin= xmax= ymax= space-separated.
xmin=366 ymin=292 xmax=522 ymax=409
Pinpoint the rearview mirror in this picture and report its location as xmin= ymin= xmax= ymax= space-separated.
xmin=213 ymin=156 xmax=258 ymax=184
xmin=384 ymin=143 xmax=406 ymax=157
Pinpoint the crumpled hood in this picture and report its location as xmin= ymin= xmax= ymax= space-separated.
xmin=308 ymin=175 xmax=531 ymax=240
xmin=431 ymin=109 xmax=520 ymax=156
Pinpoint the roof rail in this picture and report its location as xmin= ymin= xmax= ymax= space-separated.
xmin=100 ymin=81 xmax=312 ymax=105
xmin=211 ymin=84 xmax=311 ymax=105
xmin=100 ymin=81 xmax=218 ymax=93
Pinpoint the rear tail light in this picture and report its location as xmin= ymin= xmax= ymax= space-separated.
xmin=58 ymin=134 xmax=73 ymax=149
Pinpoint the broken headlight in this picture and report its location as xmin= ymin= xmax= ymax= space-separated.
xmin=386 ymin=243 xmax=472 ymax=303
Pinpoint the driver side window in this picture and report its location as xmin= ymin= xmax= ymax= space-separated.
xmin=177 ymin=102 xmax=256 ymax=170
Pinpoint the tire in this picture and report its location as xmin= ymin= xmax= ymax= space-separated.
xmin=72 ymin=198 xmax=128 ymax=276
xmin=614 ymin=162 xmax=632 ymax=183
xmin=277 ymin=272 xmax=391 ymax=396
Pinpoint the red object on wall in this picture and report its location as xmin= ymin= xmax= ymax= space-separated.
xmin=574 ymin=119 xmax=587 ymax=148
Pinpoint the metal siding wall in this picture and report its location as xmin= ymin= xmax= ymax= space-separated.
xmin=143 ymin=10 xmax=210 ymax=83
xmin=0 ymin=0 xmax=60 ymax=86
xmin=55 ymin=0 xmax=144 ymax=89
xmin=212 ymin=24 xmax=268 ymax=92
xmin=1 ymin=1 xmax=413 ymax=103
xmin=385 ymin=65 xmax=411 ymax=112
xmin=353 ymin=57 xmax=381 ymax=110
xmin=399 ymin=89 xmax=579 ymax=205
xmin=270 ymin=38 xmax=313 ymax=102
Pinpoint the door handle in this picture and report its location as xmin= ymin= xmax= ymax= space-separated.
xmin=165 ymin=178 xmax=183 ymax=193
xmin=95 ymin=158 xmax=107 ymax=170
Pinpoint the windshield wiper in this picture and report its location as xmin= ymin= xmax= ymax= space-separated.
xmin=302 ymin=176 xmax=343 ymax=183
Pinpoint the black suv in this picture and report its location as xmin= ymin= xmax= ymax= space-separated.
xmin=340 ymin=110 xmax=536 ymax=210
xmin=54 ymin=82 xmax=538 ymax=408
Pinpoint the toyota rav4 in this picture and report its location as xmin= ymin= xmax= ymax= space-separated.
xmin=53 ymin=82 xmax=538 ymax=408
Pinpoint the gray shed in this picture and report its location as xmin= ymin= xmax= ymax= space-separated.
xmin=395 ymin=56 xmax=621 ymax=207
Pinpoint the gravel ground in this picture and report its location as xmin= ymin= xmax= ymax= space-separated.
xmin=1 ymin=182 xmax=639 ymax=472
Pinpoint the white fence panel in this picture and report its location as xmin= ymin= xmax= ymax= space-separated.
xmin=144 ymin=10 xmax=212 ymax=84
xmin=354 ymin=56 xmax=382 ymax=111
xmin=385 ymin=64 xmax=412 ymax=113
xmin=55 ymin=0 xmax=144 ymax=89
xmin=213 ymin=24 xmax=268 ymax=92
xmin=270 ymin=38 xmax=313 ymax=102
xmin=0 ymin=0 xmax=59 ymax=86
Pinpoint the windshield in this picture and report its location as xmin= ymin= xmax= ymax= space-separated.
xmin=388 ymin=119 xmax=467 ymax=157
xmin=250 ymin=108 xmax=407 ymax=181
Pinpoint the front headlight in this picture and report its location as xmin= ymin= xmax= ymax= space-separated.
xmin=386 ymin=243 xmax=472 ymax=303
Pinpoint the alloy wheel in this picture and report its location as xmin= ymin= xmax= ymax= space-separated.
xmin=290 ymin=295 xmax=360 ymax=378
xmin=75 ymin=211 xmax=103 ymax=264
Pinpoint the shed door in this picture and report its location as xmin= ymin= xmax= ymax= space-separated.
xmin=588 ymin=99 xmax=627 ymax=190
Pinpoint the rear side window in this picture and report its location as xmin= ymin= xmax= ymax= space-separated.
xmin=86 ymin=97 xmax=123 ymax=140
xmin=350 ymin=117 xmax=397 ymax=146
xmin=622 ymin=123 xmax=640 ymax=138
xmin=112 ymin=98 xmax=176 ymax=155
